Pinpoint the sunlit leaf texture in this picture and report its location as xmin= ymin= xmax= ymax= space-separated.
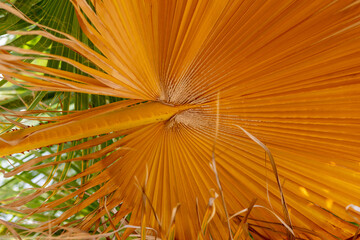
xmin=0 ymin=0 xmax=360 ymax=239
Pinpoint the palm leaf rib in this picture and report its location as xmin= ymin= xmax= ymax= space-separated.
xmin=1 ymin=0 xmax=360 ymax=239
xmin=0 ymin=101 xmax=193 ymax=156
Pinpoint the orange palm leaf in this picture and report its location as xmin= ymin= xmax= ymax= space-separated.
xmin=1 ymin=0 xmax=360 ymax=239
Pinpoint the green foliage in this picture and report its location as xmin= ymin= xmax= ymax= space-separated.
xmin=0 ymin=0 xmax=124 ymax=238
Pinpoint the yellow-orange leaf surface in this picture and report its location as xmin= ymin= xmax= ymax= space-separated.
xmin=0 ymin=1 xmax=360 ymax=239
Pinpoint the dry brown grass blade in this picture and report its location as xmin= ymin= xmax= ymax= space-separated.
xmin=211 ymin=92 xmax=234 ymax=240
xmin=2 ymin=115 xmax=27 ymax=129
xmin=345 ymin=204 xmax=360 ymax=240
xmin=235 ymin=125 xmax=295 ymax=239
xmin=0 ymin=219 xmax=24 ymax=240
xmin=229 ymin=205 xmax=295 ymax=237
xmin=125 ymin=225 xmax=159 ymax=240
xmin=0 ymin=104 xmax=76 ymax=116
xmin=346 ymin=204 xmax=360 ymax=224
xmin=233 ymin=198 xmax=257 ymax=240
xmin=195 ymin=198 xmax=202 ymax=232
xmin=135 ymin=168 xmax=163 ymax=238
xmin=36 ymin=225 xmax=132 ymax=239
xmin=210 ymin=152 xmax=233 ymax=239
xmin=166 ymin=203 xmax=181 ymax=240
xmin=198 ymin=193 xmax=219 ymax=240
xmin=104 ymin=198 xmax=121 ymax=240
xmin=351 ymin=226 xmax=360 ymax=240
xmin=134 ymin=175 xmax=149 ymax=240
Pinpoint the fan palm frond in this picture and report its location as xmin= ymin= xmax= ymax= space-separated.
xmin=1 ymin=1 xmax=360 ymax=239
